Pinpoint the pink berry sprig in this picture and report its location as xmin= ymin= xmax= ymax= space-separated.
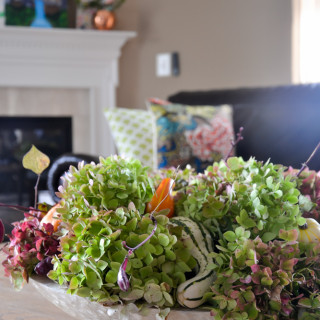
xmin=117 ymin=171 xmax=178 ymax=292
xmin=118 ymin=217 xmax=158 ymax=292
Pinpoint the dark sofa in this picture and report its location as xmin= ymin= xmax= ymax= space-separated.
xmin=168 ymin=83 xmax=320 ymax=171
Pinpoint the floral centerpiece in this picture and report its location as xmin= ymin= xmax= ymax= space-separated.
xmin=2 ymin=133 xmax=320 ymax=320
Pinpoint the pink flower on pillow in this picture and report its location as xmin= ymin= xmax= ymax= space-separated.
xmin=185 ymin=116 xmax=234 ymax=161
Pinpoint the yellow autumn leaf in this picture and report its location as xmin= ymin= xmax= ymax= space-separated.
xmin=22 ymin=145 xmax=50 ymax=175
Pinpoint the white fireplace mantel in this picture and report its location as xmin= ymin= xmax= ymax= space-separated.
xmin=0 ymin=26 xmax=136 ymax=157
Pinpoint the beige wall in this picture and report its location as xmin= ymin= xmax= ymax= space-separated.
xmin=116 ymin=0 xmax=292 ymax=109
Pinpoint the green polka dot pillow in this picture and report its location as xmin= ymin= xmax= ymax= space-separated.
xmin=105 ymin=108 xmax=157 ymax=170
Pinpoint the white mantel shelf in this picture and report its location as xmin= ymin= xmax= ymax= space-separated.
xmin=0 ymin=26 xmax=136 ymax=156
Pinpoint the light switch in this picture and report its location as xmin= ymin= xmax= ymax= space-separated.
xmin=156 ymin=53 xmax=172 ymax=77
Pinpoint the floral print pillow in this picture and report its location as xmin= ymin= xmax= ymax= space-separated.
xmin=147 ymin=98 xmax=234 ymax=172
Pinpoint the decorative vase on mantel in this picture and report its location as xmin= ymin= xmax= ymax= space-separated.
xmin=31 ymin=0 xmax=52 ymax=28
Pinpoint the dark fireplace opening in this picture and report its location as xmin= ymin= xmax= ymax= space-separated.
xmin=0 ymin=116 xmax=72 ymax=238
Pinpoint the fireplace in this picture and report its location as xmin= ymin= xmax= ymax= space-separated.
xmin=0 ymin=26 xmax=136 ymax=156
xmin=0 ymin=116 xmax=72 ymax=235
xmin=0 ymin=27 xmax=136 ymax=237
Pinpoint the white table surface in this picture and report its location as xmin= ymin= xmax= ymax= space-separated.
xmin=0 ymin=244 xmax=74 ymax=320
xmin=0 ymin=244 xmax=212 ymax=320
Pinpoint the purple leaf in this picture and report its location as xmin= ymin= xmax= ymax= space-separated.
xmin=251 ymin=264 xmax=260 ymax=273
xmin=0 ymin=219 xmax=4 ymax=242
xmin=240 ymin=275 xmax=252 ymax=284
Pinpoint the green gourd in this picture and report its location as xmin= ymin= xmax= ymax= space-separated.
xmin=170 ymin=216 xmax=216 ymax=308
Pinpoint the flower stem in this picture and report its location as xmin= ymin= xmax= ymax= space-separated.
xmin=0 ymin=203 xmax=46 ymax=213
xmin=122 ymin=218 xmax=158 ymax=252
xmin=224 ymin=127 xmax=244 ymax=162
xmin=34 ymin=174 xmax=41 ymax=209
xmin=296 ymin=141 xmax=320 ymax=177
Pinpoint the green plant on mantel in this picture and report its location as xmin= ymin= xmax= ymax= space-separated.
xmin=77 ymin=0 xmax=126 ymax=10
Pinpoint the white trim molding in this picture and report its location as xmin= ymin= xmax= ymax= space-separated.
xmin=0 ymin=26 xmax=136 ymax=156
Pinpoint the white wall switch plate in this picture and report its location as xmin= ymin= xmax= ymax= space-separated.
xmin=156 ymin=53 xmax=172 ymax=77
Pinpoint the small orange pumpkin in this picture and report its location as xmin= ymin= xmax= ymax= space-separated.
xmin=146 ymin=178 xmax=175 ymax=218
xmin=40 ymin=203 xmax=62 ymax=232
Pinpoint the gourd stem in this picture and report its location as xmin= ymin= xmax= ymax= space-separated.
xmin=299 ymin=223 xmax=308 ymax=230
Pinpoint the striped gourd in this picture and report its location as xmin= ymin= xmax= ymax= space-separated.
xmin=169 ymin=216 xmax=216 ymax=308
xmin=298 ymin=218 xmax=320 ymax=243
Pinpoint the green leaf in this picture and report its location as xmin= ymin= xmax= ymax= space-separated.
xmin=176 ymin=261 xmax=192 ymax=273
xmin=220 ymin=299 xmax=227 ymax=309
xmin=139 ymin=266 xmax=153 ymax=278
xmin=163 ymin=291 xmax=174 ymax=305
xmin=298 ymin=297 xmax=312 ymax=308
xmin=236 ymin=210 xmax=256 ymax=228
xmin=245 ymin=303 xmax=259 ymax=319
xmin=73 ymin=223 xmax=84 ymax=237
xmin=89 ymin=221 xmax=103 ymax=235
xmin=69 ymin=276 xmax=79 ymax=289
xmin=252 ymin=197 xmax=260 ymax=208
xmin=235 ymin=227 xmax=245 ymax=237
xmin=227 ymin=157 xmax=242 ymax=170
xmin=76 ymin=287 xmax=91 ymax=297
xmin=116 ymin=192 xmax=128 ymax=199
xmin=22 ymin=145 xmax=50 ymax=175
xmin=262 ymin=232 xmax=276 ymax=242
xmin=299 ymin=195 xmax=314 ymax=212
xmin=216 ymin=245 xmax=229 ymax=252
xmin=158 ymin=233 xmax=170 ymax=247
xmin=266 ymin=176 xmax=273 ymax=189
xmin=120 ymin=288 xmax=144 ymax=301
xmin=105 ymin=270 xmax=118 ymax=284
xmin=86 ymin=270 xmax=102 ymax=289
xmin=97 ymin=260 xmax=108 ymax=271
xmin=286 ymin=195 xmax=299 ymax=204
xmin=69 ymin=261 xmax=82 ymax=274
xmin=274 ymin=190 xmax=283 ymax=199
xmin=224 ymin=231 xmax=236 ymax=242
xmin=11 ymin=271 xmax=25 ymax=291
xmin=131 ymin=258 xmax=143 ymax=269
xmin=278 ymin=229 xmax=298 ymax=241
